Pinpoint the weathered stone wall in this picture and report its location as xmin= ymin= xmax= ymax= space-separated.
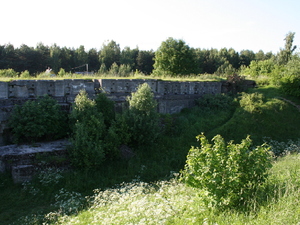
xmin=0 ymin=78 xmax=256 ymax=146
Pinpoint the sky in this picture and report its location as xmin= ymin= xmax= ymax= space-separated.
xmin=1 ymin=0 xmax=300 ymax=54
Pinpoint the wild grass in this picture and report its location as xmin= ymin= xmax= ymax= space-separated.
xmin=0 ymin=72 xmax=225 ymax=82
xmin=12 ymin=152 xmax=300 ymax=225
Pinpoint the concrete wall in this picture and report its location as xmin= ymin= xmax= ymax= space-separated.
xmin=0 ymin=78 xmax=254 ymax=146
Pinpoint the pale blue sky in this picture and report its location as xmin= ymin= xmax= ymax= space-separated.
xmin=1 ymin=0 xmax=299 ymax=53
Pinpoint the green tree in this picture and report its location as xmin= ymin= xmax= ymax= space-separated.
xmin=108 ymin=62 xmax=119 ymax=76
xmin=120 ymin=46 xmax=139 ymax=70
xmin=128 ymin=83 xmax=157 ymax=115
xmin=60 ymin=47 xmax=75 ymax=72
xmin=153 ymin=37 xmax=198 ymax=76
xmin=35 ymin=42 xmax=51 ymax=73
xmin=88 ymin=48 xmax=100 ymax=72
xmin=198 ymin=48 xmax=220 ymax=74
xmin=136 ymin=50 xmax=155 ymax=75
xmin=69 ymin=90 xmax=106 ymax=168
xmin=50 ymin=44 xmax=62 ymax=73
xmin=94 ymin=93 xmax=115 ymax=127
xmin=279 ymin=54 xmax=300 ymax=97
xmin=15 ymin=44 xmax=42 ymax=74
xmin=241 ymin=59 xmax=277 ymax=77
xmin=99 ymin=40 xmax=121 ymax=69
xmin=118 ymin=64 xmax=131 ymax=76
xmin=240 ymin=49 xmax=255 ymax=67
xmin=277 ymin=32 xmax=297 ymax=65
xmin=74 ymin=45 xmax=88 ymax=69
xmin=0 ymin=44 xmax=17 ymax=70
xmin=126 ymin=83 xmax=160 ymax=148
xmin=98 ymin=63 xmax=107 ymax=74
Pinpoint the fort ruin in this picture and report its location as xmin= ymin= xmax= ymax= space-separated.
xmin=0 ymin=78 xmax=255 ymax=146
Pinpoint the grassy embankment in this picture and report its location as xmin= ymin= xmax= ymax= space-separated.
xmin=0 ymin=82 xmax=300 ymax=224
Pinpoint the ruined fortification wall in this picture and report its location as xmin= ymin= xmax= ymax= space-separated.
xmin=0 ymin=79 xmax=225 ymax=145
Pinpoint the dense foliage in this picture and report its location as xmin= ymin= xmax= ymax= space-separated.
xmin=153 ymin=37 xmax=198 ymax=76
xmin=125 ymin=83 xmax=160 ymax=148
xmin=181 ymin=134 xmax=273 ymax=208
xmin=279 ymin=55 xmax=300 ymax=97
xmin=0 ymin=36 xmax=281 ymax=77
xmin=69 ymin=90 xmax=107 ymax=168
xmin=8 ymin=95 xmax=68 ymax=143
xmin=69 ymin=83 xmax=160 ymax=168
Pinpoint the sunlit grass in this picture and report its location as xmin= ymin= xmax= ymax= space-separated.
xmin=0 ymin=73 xmax=225 ymax=82
xmin=15 ymin=152 xmax=298 ymax=225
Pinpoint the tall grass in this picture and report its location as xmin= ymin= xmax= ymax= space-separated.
xmin=0 ymin=72 xmax=225 ymax=82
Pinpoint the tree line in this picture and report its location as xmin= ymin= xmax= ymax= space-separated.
xmin=0 ymin=41 xmax=155 ymax=75
xmin=0 ymin=40 xmax=279 ymax=76
xmin=0 ymin=32 xmax=296 ymax=77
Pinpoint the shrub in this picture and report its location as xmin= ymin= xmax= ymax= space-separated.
xmin=280 ymin=76 xmax=300 ymax=97
xmin=8 ymin=95 xmax=68 ymax=143
xmin=180 ymin=133 xmax=273 ymax=208
xmin=108 ymin=62 xmax=119 ymax=76
xmin=239 ymin=92 xmax=265 ymax=114
xmin=70 ymin=115 xmax=106 ymax=168
xmin=125 ymin=83 xmax=160 ymax=148
xmin=0 ymin=68 xmax=19 ymax=78
xmin=94 ymin=93 xmax=115 ymax=127
xmin=57 ymin=68 xmax=66 ymax=77
xmin=69 ymin=90 xmax=106 ymax=168
xmin=20 ymin=70 xmax=31 ymax=79
xmin=128 ymin=83 xmax=157 ymax=115
xmin=118 ymin=64 xmax=132 ymax=77
xmin=196 ymin=93 xmax=236 ymax=110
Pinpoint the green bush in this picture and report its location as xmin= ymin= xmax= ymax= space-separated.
xmin=69 ymin=90 xmax=106 ymax=168
xmin=196 ymin=93 xmax=236 ymax=110
xmin=280 ymin=75 xmax=300 ymax=97
xmin=8 ymin=95 xmax=68 ymax=143
xmin=94 ymin=93 xmax=115 ymax=127
xmin=239 ymin=92 xmax=265 ymax=114
xmin=279 ymin=57 xmax=300 ymax=97
xmin=125 ymin=83 xmax=160 ymax=148
xmin=181 ymin=133 xmax=273 ymax=208
xmin=104 ymin=113 xmax=132 ymax=159
xmin=57 ymin=68 xmax=66 ymax=77
xmin=20 ymin=70 xmax=31 ymax=79
xmin=70 ymin=115 xmax=106 ymax=168
xmin=0 ymin=68 xmax=19 ymax=78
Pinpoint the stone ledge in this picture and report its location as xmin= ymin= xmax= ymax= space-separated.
xmin=0 ymin=139 xmax=70 ymax=184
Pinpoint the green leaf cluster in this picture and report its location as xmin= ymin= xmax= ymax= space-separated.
xmin=0 ymin=69 xmax=19 ymax=78
xmin=8 ymin=95 xmax=68 ymax=143
xmin=153 ymin=38 xmax=198 ymax=76
xmin=196 ymin=93 xmax=237 ymax=110
xmin=126 ymin=83 xmax=160 ymax=148
xmin=279 ymin=55 xmax=300 ymax=97
xmin=69 ymin=90 xmax=115 ymax=168
xmin=181 ymin=133 xmax=273 ymax=208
